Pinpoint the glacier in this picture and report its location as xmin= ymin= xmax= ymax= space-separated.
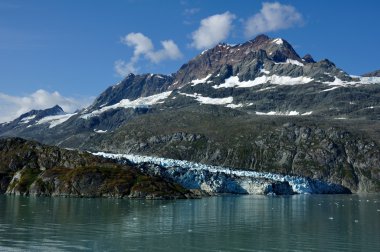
xmin=93 ymin=152 xmax=350 ymax=195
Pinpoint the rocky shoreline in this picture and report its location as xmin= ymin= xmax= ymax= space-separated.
xmin=0 ymin=138 xmax=194 ymax=199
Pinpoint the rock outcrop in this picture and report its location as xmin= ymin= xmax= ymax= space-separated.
xmin=0 ymin=137 xmax=193 ymax=199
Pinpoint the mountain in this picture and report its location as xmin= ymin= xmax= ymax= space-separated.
xmin=0 ymin=105 xmax=75 ymax=135
xmin=363 ymin=69 xmax=380 ymax=77
xmin=171 ymin=34 xmax=351 ymax=90
xmin=1 ymin=35 xmax=380 ymax=193
xmin=0 ymin=137 xmax=193 ymax=198
xmin=90 ymin=73 xmax=173 ymax=110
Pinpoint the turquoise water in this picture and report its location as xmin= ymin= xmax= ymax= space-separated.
xmin=0 ymin=194 xmax=379 ymax=251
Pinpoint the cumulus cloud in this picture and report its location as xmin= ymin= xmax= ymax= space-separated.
xmin=0 ymin=89 xmax=92 ymax=123
xmin=114 ymin=60 xmax=137 ymax=77
xmin=148 ymin=40 xmax=183 ymax=63
xmin=245 ymin=2 xmax=303 ymax=37
xmin=191 ymin=12 xmax=236 ymax=50
xmin=115 ymin=33 xmax=182 ymax=77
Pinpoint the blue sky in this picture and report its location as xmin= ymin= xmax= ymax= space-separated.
xmin=0 ymin=0 xmax=379 ymax=122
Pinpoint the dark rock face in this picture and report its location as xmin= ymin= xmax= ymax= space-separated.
xmin=0 ymin=137 xmax=193 ymax=199
xmin=89 ymin=73 xmax=173 ymax=111
xmin=302 ymin=54 xmax=316 ymax=63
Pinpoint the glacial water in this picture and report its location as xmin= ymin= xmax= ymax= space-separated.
xmin=0 ymin=194 xmax=379 ymax=251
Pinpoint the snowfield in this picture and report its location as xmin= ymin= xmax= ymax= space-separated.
xmin=80 ymin=91 xmax=172 ymax=119
xmin=179 ymin=92 xmax=233 ymax=105
xmin=35 ymin=113 xmax=76 ymax=128
xmin=324 ymin=76 xmax=380 ymax=86
xmin=191 ymin=74 xmax=212 ymax=86
xmin=212 ymin=75 xmax=314 ymax=89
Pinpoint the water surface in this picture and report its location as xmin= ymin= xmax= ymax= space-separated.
xmin=0 ymin=194 xmax=379 ymax=251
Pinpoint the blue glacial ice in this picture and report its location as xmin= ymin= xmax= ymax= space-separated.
xmin=93 ymin=152 xmax=350 ymax=195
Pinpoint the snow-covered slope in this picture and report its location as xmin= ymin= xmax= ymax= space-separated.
xmin=80 ymin=91 xmax=172 ymax=119
xmin=35 ymin=113 xmax=76 ymax=128
xmin=0 ymin=105 xmax=73 ymax=131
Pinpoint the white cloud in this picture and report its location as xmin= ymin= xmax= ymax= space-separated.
xmin=191 ymin=12 xmax=236 ymax=50
xmin=121 ymin=32 xmax=154 ymax=58
xmin=114 ymin=60 xmax=137 ymax=77
xmin=184 ymin=8 xmax=200 ymax=16
xmin=0 ymin=89 xmax=91 ymax=123
xmin=245 ymin=2 xmax=303 ymax=37
xmin=115 ymin=33 xmax=182 ymax=77
xmin=148 ymin=40 xmax=183 ymax=63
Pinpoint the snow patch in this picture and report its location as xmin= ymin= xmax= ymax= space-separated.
xmin=272 ymin=38 xmax=283 ymax=45
xmin=179 ymin=92 xmax=233 ymax=105
xmin=255 ymin=111 xmax=312 ymax=116
xmin=80 ymin=91 xmax=172 ymax=119
xmin=275 ymin=59 xmax=304 ymax=66
xmin=324 ymin=76 xmax=380 ymax=86
xmin=94 ymin=129 xmax=107 ymax=133
xmin=226 ymin=103 xmax=244 ymax=108
xmin=149 ymin=74 xmax=164 ymax=79
xmin=20 ymin=115 xmax=36 ymax=124
xmin=301 ymin=111 xmax=313 ymax=115
xmin=257 ymin=86 xmax=276 ymax=92
xmin=111 ymin=81 xmax=122 ymax=89
xmin=36 ymin=113 xmax=76 ymax=128
xmin=200 ymin=49 xmax=208 ymax=55
xmin=213 ymin=75 xmax=313 ymax=89
xmin=260 ymin=68 xmax=270 ymax=75
xmin=320 ymin=86 xmax=341 ymax=92
xmin=191 ymin=74 xmax=212 ymax=86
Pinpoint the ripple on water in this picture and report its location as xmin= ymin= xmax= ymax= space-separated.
xmin=0 ymin=195 xmax=379 ymax=251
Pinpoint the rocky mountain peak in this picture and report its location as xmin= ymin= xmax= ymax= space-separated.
xmin=172 ymin=35 xmax=307 ymax=88
xmin=242 ymin=35 xmax=302 ymax=62
xmin=249 ymin=34 xmax=270 ymax=44
xmin=89 ymin=73 xmax=173 ymax=110
xmin=19 ymin=105 xmax=64 ymax=121
xmin=302 ymin=54 xmax=315 ymax=63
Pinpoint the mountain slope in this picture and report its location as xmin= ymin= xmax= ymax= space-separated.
xmin=80 ymin=108 xmax=380 ymax=193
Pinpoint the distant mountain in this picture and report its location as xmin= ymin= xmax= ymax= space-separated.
xmin=363 ymin=69 xmax=380 ymax=77
xmin=0 ymin=105 xmax=77 ymax=137
xmin=1 ymin=35 xmax=380 ymax=193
